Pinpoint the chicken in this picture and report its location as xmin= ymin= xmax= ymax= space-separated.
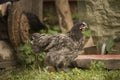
xmin=32 ymin=22 xmax=89 ymax=70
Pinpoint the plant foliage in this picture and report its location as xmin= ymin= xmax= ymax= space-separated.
xmin=106 ymin=37 xmax=114 ymax=52
xmin=82 ymin=29 xmax=91 ymax=37
xmin=17 ymin=40 xmax=46 ymax=68
xmin=1 ymin=67 xmax=120 ymax=80
xmin=40 ymin=24 xmax=61 ymax=34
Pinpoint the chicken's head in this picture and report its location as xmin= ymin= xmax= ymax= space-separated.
xmin=79 ymin=22 xmax=89 ymax=31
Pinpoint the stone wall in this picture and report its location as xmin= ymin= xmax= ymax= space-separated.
xmin=78 ymin=0 xmax=120 ymax=38
xmin=78 ymin=0 xmax=120 ymax=53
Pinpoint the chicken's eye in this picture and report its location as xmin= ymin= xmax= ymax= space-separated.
xmin=80 ymin=22 xmax=89 ymax=31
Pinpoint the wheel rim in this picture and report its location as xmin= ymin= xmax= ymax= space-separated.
xmin=19 ymin=13 xmax=30 ymax=44
xmin=8 ymin=4 xmax=30 ymax=46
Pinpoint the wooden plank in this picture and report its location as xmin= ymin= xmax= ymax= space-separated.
xmin=83 ymin=37 xmax=98 ymax=54
xmin=0 ymin=55 xmax=15 ymax=62
xmin=0 ymin=61 xmax=16 ymax=68
xmin=0 ymin=58 xmax=14 ymax=62
xmin=73 ymin=55 xmax=120 ymax=69
xmin=84 ymin=46 xmax=97 ymax=54
xmin=44 ymin=0 xmax=77 ymax=2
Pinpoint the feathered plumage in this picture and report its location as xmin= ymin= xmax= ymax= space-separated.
xmin=32 ymin=22 xmax=89 ymax=70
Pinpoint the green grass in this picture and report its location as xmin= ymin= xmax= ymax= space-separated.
xmin=1 ymin=26 xmax=118 ymax=80
xmin=0 ymin=68 xmax=120 ymax=80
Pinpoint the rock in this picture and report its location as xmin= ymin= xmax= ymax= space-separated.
xmin=78 ymin=0 xmax=120 ymax=53
xmin=80 ymin=0 xmax=120 ymax=36
xmin=0 ymin=41 xmax=14 ymax=61
xmin=73 ymin=55 xmax=120 ymax=70
xmin=0 ymin=40 xmax=16 ymax=70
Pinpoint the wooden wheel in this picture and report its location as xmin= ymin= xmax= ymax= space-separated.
xmin=8 ymin=3 xmax=30 ymax=46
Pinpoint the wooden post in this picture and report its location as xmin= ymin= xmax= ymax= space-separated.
xmin=55 ymin=0 xmax=73 ymax=32
xmin=32 ymin=0 xmax=43 ymax=22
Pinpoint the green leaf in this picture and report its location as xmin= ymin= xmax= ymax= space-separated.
xmin=52 ymin=26 xmax=60 ymax=31
xmin=82 ymin=30 xmax=91 ymax=37
xmin=106 ymin=37 xmax=114 ymax=52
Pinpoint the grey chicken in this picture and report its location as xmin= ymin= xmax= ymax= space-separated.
xmin=32 ymin=22 xmax=89 ymax=70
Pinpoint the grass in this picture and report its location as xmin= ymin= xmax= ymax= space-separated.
xmin=0 ymin=39 xmax=119 ymax=80
xmin=0 ymin=24 xmax=119 ymax=80
xmin=0 ymin=68 xmax=120 ymax=80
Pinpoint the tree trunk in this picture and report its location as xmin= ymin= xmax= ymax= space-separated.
xmin=55 ymin=0 xmax=73 ymax=32
xmin=32 ymin=0 xmax=43 ymax=22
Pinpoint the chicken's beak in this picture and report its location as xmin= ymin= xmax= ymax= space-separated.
xmin=80 ymin=24 xmax=88 ymax=31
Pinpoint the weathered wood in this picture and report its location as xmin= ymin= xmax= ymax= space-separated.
xmin=32 ymin=0 xmax=43 ymax=22
xmin=73 ymin=55 xmax=120 ymax=69
xmin=0 ymin=41 xmax=14 ymax=61
xmin=55 ymin=0 xmax=73 ymax=32
xmin=17 ymin=0 xmax=43 ymax=22
xmin=0 ymin=3 xmax=7 ymax=16
xmin=0 ymin=0 xmax=44 ymax=46
xmin=83 ymin=37 xmax=97 ymax=54
xmin=0 ymin=41 xmax=15 ymax=69
xmin=0 ymin=61 xmax=16 ymax=69
xmin=0 ymin=19 xmax=8 ymax=40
